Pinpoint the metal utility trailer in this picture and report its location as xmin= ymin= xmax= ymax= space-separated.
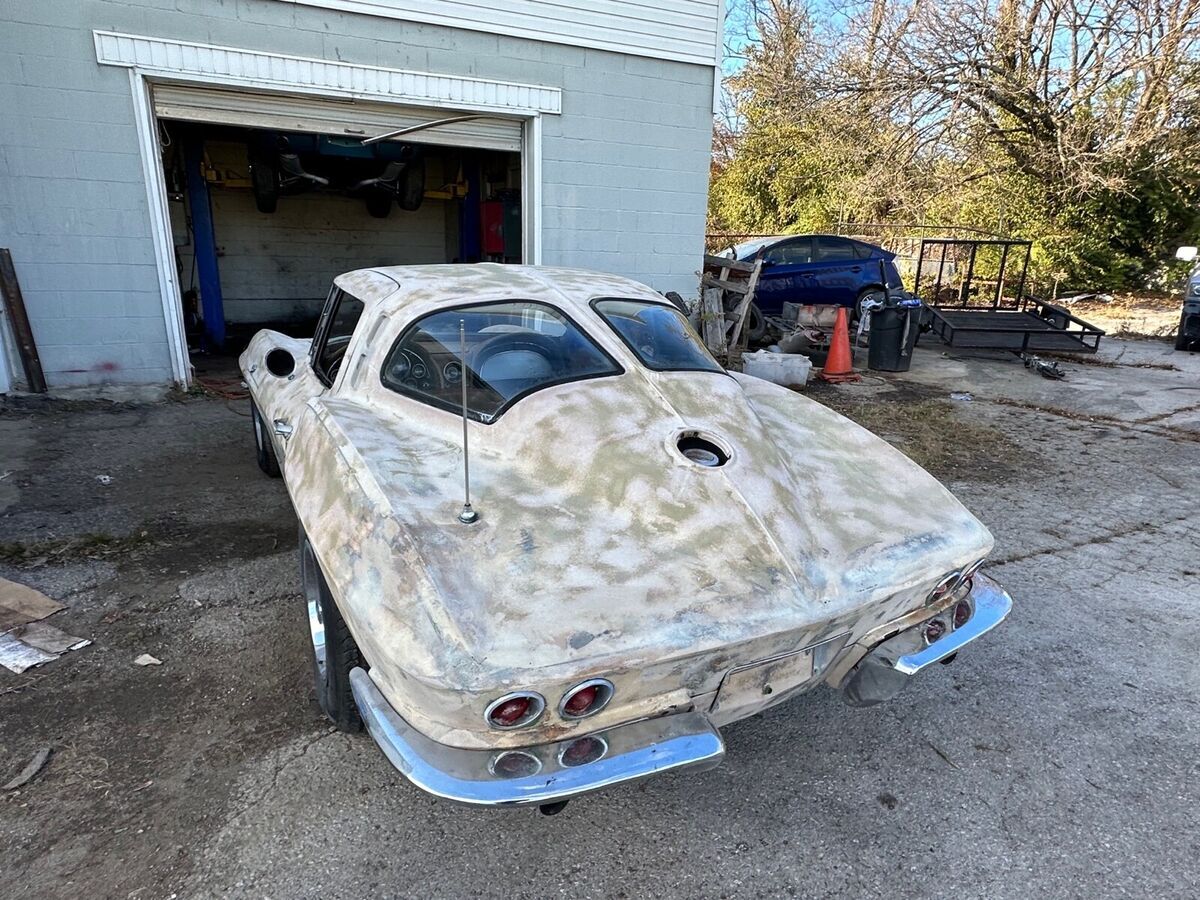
xmin=915 ymin=238 xmax=1105 ymax=353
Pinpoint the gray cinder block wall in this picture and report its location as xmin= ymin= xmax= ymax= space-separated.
xmin=0 ymin=0 xmax=715 ymax=389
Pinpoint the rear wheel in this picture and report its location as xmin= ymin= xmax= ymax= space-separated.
xmin=301 ymin=530 xmax=363 ymax=732
xmin=398 ymin=157 xmax=426 ymax=211
xmin=250 ymin=399 xmax=281 ymax=478
xmin=249 ymin=154 xmax=280 ymax=214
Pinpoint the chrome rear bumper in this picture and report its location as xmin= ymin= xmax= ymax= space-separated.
xmin=349 ymin=667 xmax=725 ymax=808
xmin=842 ymin=572 xmax=1013 ymax=706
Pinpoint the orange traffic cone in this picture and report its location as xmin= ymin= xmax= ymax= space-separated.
xmin=819 ymin=307 xmax=861 ymax=383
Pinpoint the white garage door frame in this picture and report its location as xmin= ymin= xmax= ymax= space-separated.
xmin=95 ymin=31 xmax=561 ymax=386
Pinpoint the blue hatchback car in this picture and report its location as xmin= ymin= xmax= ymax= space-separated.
xmin=723 ymin=234 xmax=903 ymax=321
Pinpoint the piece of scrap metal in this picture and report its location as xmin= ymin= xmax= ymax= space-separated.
xmin=0 ymin=577 xmax=90 ymax=673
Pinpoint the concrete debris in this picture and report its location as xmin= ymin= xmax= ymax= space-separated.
xmin=95 ymin=474 xmax=113 ymax=485
xmin=3 ymin=746 xmax=52 ymax=791
xmin=134 ymin=654 xmax=162 ymax=667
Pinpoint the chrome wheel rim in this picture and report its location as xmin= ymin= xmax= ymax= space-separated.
xmin=302 ymin=542 xmax=326 ymax=681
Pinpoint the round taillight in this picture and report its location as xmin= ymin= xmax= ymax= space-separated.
xmin=953 ymin=600 xmax=972 ymax=629
xmin=488 ymin=750 xmax=542 ymax=779
xmin=926 ymin=570 xmax=961 ymax=605
xmin=924 ymin=618 xmax=947 ymax=644
xmin=558 ymin=679 xmax=614 ymax=720
xmin=565 ymin=686 xmax=597 ymax=716
xmin=958 ymin=559 xmax=985 ymax=593
xmin=558 ymin=735 xmax=608 ymax=768
xmin=484 ymin=692 xmax=544 ymax=729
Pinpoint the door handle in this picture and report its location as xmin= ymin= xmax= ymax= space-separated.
xmin=850 ymin=266 xmax=862 ymax=272
xmin=273 ymin=419 xmax=294 ymax=439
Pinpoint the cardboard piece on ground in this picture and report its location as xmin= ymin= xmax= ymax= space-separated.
xmin=9 ymin=621 xmax=91 ymax=655
xmin=0 ymin=631 xmax=58 ymax=674
xmin=0 ymin=577 xmax=64 ymax=632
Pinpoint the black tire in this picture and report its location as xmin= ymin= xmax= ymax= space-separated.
xmin=397 ymin=157 xmax=425 ymax=211
xmin=1176 ymin=310 xmax=1190 ymax=351
xmin=300 ymin=531 xmax=363 ymax=732
xmin=250 ymin=399 xmax=281 ymax=478
xmin=364 ymin=193 xmax=392 ymax=219
xmin=744 ymin=303 xmax=767 ymax=343
xmin=250 ymin=154 xmax=280 ymax=214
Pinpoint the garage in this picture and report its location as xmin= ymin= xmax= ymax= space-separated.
xmin=152 ymin=83 xmax=525 ymax=358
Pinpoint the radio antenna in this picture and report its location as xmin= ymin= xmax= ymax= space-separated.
xmin=457 ymin=319 xmax=478 ymax=525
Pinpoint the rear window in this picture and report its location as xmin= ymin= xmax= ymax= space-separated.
xmin=592 ymin=299 xmax=724 ymax=374
xmin=381 ymin=301 xmax=620 ymax=422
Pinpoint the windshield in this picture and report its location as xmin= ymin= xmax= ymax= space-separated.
xmin=381 ymin=301 xmax=620 ymax=422
xmin=592 ymin=299 xmax=724 ymax=373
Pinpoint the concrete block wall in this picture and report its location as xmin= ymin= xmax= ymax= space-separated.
xmin=174 ymin=145 xmax=451 ymax=324
xmin=0 ymin=0 xmax=715 ymax=389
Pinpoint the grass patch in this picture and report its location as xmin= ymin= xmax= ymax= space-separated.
xmin=808 ymin=390 xmax=1028 ymax=481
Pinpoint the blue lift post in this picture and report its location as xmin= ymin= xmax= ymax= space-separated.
xmin=182 ymin=129 xmax=226 ymax=350
xmin=458 ymin=156 xmax=483 ymax=263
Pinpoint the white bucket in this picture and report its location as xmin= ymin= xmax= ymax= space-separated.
xmin=741 ymin=350 xmax=812 ymax=387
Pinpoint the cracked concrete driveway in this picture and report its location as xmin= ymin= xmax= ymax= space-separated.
xmin=1 ymin=339 xmax=1198 ymax=899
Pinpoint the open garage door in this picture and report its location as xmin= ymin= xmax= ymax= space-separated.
xmin=152 ymin=84 xmax=523 ymax=152
xmin=152 ymin=81 xmax=525 ymax=371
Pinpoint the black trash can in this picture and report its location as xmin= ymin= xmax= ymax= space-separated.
xmin=867 ymin=297 xmax=921 ymax=372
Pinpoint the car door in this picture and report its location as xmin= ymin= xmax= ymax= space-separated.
xmin=755 ymin=237 xmax=816 ymax=313
xmin=247 ymin=286 xmax=364 ymax=472
xmin=810 ymin=237 xmax=866 ymax=306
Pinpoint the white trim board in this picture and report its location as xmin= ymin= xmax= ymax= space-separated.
xmin=272 ymin=0 xmax=721 ymax=67
xmin=94 ymin=32 xmax=562 ymax=117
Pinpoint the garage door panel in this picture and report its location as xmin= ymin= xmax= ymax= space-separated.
xmin=152 ymin=84 xmax=523 ymax=152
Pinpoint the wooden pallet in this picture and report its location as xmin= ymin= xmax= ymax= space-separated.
xmin=699 ymin=254 xmax=764 ymax=364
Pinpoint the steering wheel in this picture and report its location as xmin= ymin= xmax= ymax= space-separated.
xmin=468 ymin=332 xmax=562 ymax=390
xmin=322 ymin=335 xmax=352 ymax=382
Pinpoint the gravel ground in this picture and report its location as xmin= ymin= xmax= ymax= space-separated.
xmin=1 ymin=339 xmax=1198 ymax=900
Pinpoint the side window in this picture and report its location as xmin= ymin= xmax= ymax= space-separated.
xmin=311 ymin=288 xmax=365 ymax=386
xmin=381 ymin=300 xmax=620 ymax=422
xmin=816 ymin=237 xmax=858 ymax=261
xmin=765 ymin=238 xmax=813 ymax=265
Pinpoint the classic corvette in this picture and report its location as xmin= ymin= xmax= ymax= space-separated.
xmin=240 ymin=264 xmax=1012 ymax=813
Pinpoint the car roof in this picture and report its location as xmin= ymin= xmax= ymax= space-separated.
xmin=333 ymin=263 xmax=669 ymax=315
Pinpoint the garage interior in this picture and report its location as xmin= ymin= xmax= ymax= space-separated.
xmin=154 ymin=85 xmax=523 ymax=367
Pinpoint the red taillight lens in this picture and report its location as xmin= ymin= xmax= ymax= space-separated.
xmin=484 ymin=692 xmax=545 ymax=729
xmin=924 ymin=618 xmax=947 ymax=644
xmin=558 ymin=679 xmax=614 ymax=720
xmin=953 ymin=600 xmax=971 ymax=629
xmin=564 ymin=686 xmax=597 ymax=716
xmin=490 ymin=697 xmax=530 ymax=727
